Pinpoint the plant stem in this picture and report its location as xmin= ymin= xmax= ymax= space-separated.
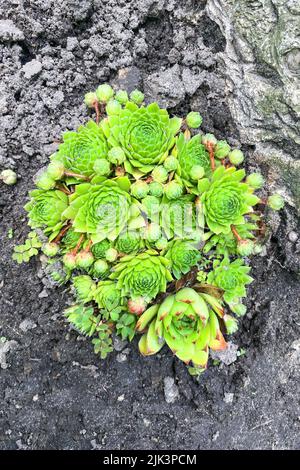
xmin=115 ymin=166 xmax=125 ymax=177
xmin=53 ymin=222 xmax=72 ymax=244
xmin=94 ymin=101 xmax=100 ymax=124
xmin=231 ymin=225 xmax=242 ymax=242
xmin=84 ymin=239 xmax=93 ymax=252
xmin=55 ymin=184 xmax=72 ymax=195
xmin=64 ymin=171 xmax=90 ymax=181
xmin=144 ymin=175 xmax=153 ymax=183
xmin=71 ymin=234 xmax=85 ymax=255
xmin=206 ymin=141 xmax=216 ymax=171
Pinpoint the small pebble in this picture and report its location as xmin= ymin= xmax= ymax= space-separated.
xmin=211 ymin=342 xmax=239 ymax=365
xmin=90 ymin=439 xmax=102 ymax=450
xmin=66 ymin=37 xmax=79 ymax=51
xmin=0 ymin=340 xmax=18 ymax=369
xmin=38 ymin=288 xmax=49 ymax=298
xmin=291 ymin=339 xmax=300 ymax=351
xmin=113 ymin=336 xmax=128 ymax=352
xmin=288 ymin=231 xmax=298 ymax=243
xmin=0 ymin=169 xmax=17 ymax=185
xmin=19 ymin=319 xmax=37 ymax=332
xmin=116 ymin=353 xmax=127 ymax=363
xmin=0 ymin=19 xmax=24 ymax=42
xmin=22 ymin=59 xmax=42 ymax=79
xmin=164 ymin=377 xmax=179 ymax=404
xmin=224 ymin=392 xmax=234 ymax=403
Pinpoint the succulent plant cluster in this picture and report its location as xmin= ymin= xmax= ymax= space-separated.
xmin=14 ymin=83 xmax=284 ymax=376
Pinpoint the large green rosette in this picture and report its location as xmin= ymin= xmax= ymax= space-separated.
xmin=103 ymin=102 xmax=182 ymax=175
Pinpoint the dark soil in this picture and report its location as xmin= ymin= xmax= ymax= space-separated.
xmin=0 ymin=0 xmax=299 ymax=450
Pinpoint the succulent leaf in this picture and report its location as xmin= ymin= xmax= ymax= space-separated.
xmin=62 ymin=180 xmax=139 ymax=242
xmin=73 ymin=275 xmax=96 ymax=303
xmin=115 ymin=230 xmax=142 ymax=254
xmin=94 ymin=280 xmax=122 ymax=311
xmin=91 ymin=239 xmax=112 ymax=259
xmin=186 ymin=112 xmax=202 ymax=129
xmin=165 ymin=239 xmax=201 ymax=279
xmin=52 ymin=121 xmax=108 ymax=177
xmin=110 ymin=251 xmax=172 ymax=302
xmin=138 ymin=288 xmax=226 ymax=368
xmin=268 ymin=194 xmax=285 ymax=210
xmin=160 ymin=194 xmax=199 ymax=240
xmin=107 ymin=103 xmax=181 ymax=173
xmin=176 ymin=134 xmax=211 ymax=186
xmin=25 ymin=189 xmax=68 ymax=233
xmin=200 ymin=167 xmax=260 ymax=235
xmin=207 ymin=257 xmax=253 ymax=305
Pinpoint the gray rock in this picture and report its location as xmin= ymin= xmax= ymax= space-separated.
xmin=278 ymin=338 xmax=300 ymax=385
xmin=16 ymin=440 xmax=28 ymax=450
xmin=38 ymin=288 xmax=49 ymax=298
xmin=89 ymin=35 xmax=111 ymax=57
xmin=163 ymin=377 xmax=179 ymax=403
xmin=113 ymin=336 xmax=128 ymax=352
xmin=66 ymin=37 xmax=79 ymax=51
xmin=0 ymin=339 xmax=18 ymax=369
xmin=0 ymin=89 xmax=9 ymax=115
xmin=90 ymin=439 xmax=102 ymax=450
xmin=207 ymin=0 xmax=300 ymax=210
xmin=224 ymin=392 xmax=234 ymax=404
xmin=288 ymin=231 xmax=298 ymax=243
xmin=41 ymin=90 xmax=65 ymax=110
xmin=182 ymin=68 xmax=205 ymax=96
xmin=291 ymin=339 xmax=300 ymax=351
xmin=144 ymin=65 xmax=185 ymax=107
xmin=0 ymin=19 xmax=24 ymax=42
xmin=113 ymin=66 xmax=142 ymax=94
xmin=116 ymin=353 xmax=127 ymax=363
xmin=22 ymin=60 xmax=42 ymax=79
xmin=210 ymin=341 xmax=239 ymax=365
xmin=19 ymin=319 xmax=37 ymax=332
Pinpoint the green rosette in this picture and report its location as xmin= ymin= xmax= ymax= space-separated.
xmin=52 ymin=120 xmax=108 ymax=177
xmin=24 ymin=189 xmax=68 ymax=237
xmin=200 ymin=166 xmax=260 ymax=235
xmin=62 ymin=180 xmax=143 ymax=242
xmin=103 ymin=102 xmax=182 ymax=175
xmin=110 ymin=250 xmax=172 ymax=301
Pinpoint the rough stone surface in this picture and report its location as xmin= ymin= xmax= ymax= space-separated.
xmin=0 ymin=0 xmax=299 ymax=450
xmin=0 ymin=19 xmax=24 ymax=42
xmin=144 ymin=65 xmax=185 ymax=107
xmin=207 ymin=0 xmax=300 ymax=209
xmin=22 ymin=59 xmax=42 ymax=79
